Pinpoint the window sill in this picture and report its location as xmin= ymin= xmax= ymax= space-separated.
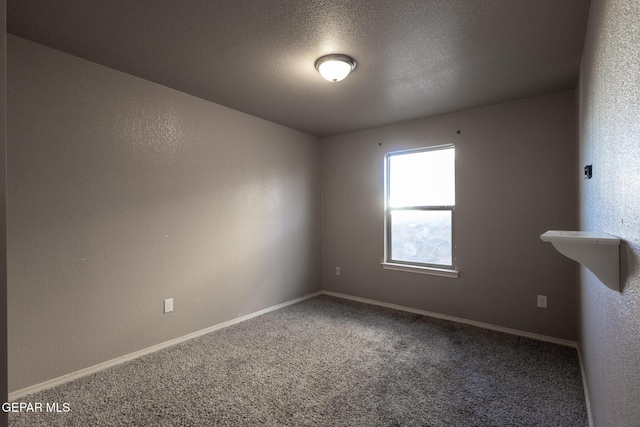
xmin=381 ymin=262 xmax=459 ymax=278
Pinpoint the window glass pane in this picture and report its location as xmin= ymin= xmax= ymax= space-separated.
xmin=389 ymin=148 xmax=454 ymax=207
xmin=390 ymin=210 xmax=452 ymax=266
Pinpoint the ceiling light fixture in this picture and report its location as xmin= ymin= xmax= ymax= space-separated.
xmin=315 ymin=54 xmax=357 ymax=82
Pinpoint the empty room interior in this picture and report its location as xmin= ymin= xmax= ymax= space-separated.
xmin=1 ymin=0 xmax=639 ymax=426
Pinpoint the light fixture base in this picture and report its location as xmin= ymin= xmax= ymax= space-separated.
xmin=315 ymin=54 xmax=357 ymax=82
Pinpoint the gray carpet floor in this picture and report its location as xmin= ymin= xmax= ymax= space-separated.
xmin=9 ymin=295 xmax=588 ymax=426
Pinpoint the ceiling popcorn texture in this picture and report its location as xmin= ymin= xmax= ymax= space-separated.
xmin=7 ymin=0 xmax=591 ymax=137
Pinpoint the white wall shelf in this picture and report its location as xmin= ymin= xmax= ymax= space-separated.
xmin=540 ymin=230 xmax=621 ymax=292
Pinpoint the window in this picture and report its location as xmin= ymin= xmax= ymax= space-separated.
xmin=383 ymin=145 xmax=458 ymax=277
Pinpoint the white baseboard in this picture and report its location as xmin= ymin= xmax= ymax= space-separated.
xmin=576 ymin=344 xmax=594 ymax=427
xmin=9 ymin=291 xmax=323 ymax=401
xmin=322 ymin=290 xmax=577 ymax=348
xmin=10 ymin=289 xmax=580 ymax=402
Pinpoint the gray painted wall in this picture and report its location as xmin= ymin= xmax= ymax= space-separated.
xmin=7 ymin=36 xmax=321 ymax=392
xmin=321 ymin=91 xmax=578 ymax=340
xmin=578 ymin=0 xmax=640 ymax=425
xmin=1 ymin=0 xmax=9 ymax=425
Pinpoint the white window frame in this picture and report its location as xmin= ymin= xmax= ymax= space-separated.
xmin=382 ymin=144 xmax=459 ymax=278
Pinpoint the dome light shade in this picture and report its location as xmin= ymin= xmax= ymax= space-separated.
xmin=315 ymin=54 xmax=356 ymax=82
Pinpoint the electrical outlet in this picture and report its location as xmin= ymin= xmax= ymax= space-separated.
xmin=537 ymin=295 xmax=547 ymax=309
xmin=164 ymin=298 xmax=174 ymax=313
xmin=336 ymin=267 xmax=341 ymax=276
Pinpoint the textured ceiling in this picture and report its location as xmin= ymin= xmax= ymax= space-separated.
xmin=7 ymin=0 xmax=591 ymax=137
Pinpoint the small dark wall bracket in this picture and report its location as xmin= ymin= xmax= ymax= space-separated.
xmin=584 ymin=164 xmax=593 ymax=179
